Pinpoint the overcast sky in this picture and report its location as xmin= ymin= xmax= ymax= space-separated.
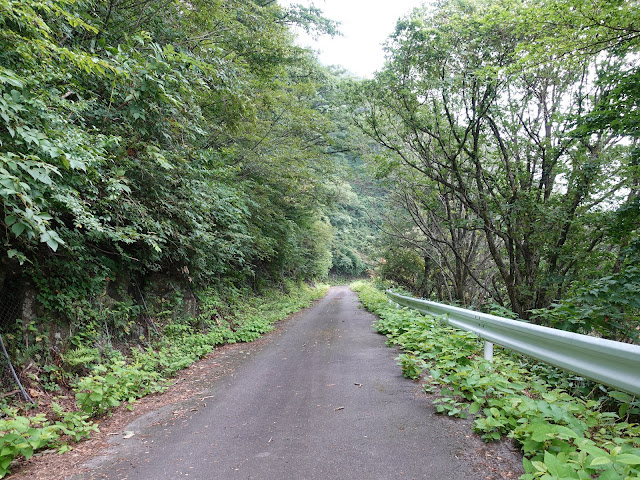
xmin=280 ymin=0 xmax=426 ymax=78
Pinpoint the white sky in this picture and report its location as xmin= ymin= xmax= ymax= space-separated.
xmin=280 ymin=0 xmax=426 ymax=78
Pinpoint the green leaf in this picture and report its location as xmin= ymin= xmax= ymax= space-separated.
xmin=552 ymin=425 xmax=580 ymax=440
xmin=613 ymin=453 xmax=640 ymax=465
xmin=45 ymin=238 xmax=59 ymax=251
xmin=40 ymin=229 xmax=63 ymax=251
xmin=1 ymin=434 xmax=19 ymax=443
xmin=543 ymin=454 xmax=561 ymax=477
xmin=531 ymin=461 xmax=547 ymax=472
xmin=609 ymin=391 xmax=633 ymax=403
xmin=0 ymin=68 xmax=25 ymax=88
xmin=19 ymin=445 xmax=33 ymax=460
xmin=68 ymin=157 xmax=86 ymax=171
xmin=579 ymin=443 xmax=611 ymax=458
xmin=11 ymin=222 xmax=26 ymax=237
xmin=596 ymin=470 xmax=625 ymax=480
xmin=529 ymin=422 xmax=554 ymax=442
xmin=468 ymin=402 xmax=481 ymax=414
xmin=590 ymin=456 xmax=612 ymax=466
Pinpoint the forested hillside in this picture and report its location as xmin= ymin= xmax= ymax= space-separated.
xmin=0 ymin=0 xmax=639 ymax=474
xmin=351 ymin=0 xmax=640 ymax=343
xmin=0 ymin=0 xmax=383 ymax=403
xmin=0 ymin=0 xmax=381 ymax=472
xmin=1 ymin=0 xmax=342 ymax=293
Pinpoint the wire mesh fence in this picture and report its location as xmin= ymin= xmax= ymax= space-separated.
xmin=0 ymin=276 xmax=26 ymax=397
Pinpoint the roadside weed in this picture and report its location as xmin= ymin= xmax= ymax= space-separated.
xmin=352 ymin=281 xmax=640 ymax=480
xmin=0 ymin=283 xmax=328 ymax=477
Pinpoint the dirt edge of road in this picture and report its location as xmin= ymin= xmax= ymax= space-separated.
xmin=8 ymin=301 xmax=311 ymax=480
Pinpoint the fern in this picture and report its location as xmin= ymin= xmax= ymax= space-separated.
xmin=61 ymin=347 xmax=100 ymax=369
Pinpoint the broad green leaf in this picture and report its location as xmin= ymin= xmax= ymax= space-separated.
xmin=531 ymin=461 xmax=547 ymax=472
xmin=590 ymin=457 xmax=612 ymax=466
xmin=468 ymin=402 xmax=481 ymax=414
xmin=608 ymin=391 xmax=633 ymax=403
xmin=0 ymin=68 xmax=25 ymax=88
xmin=11 ymin=222 xmax=26 ymax=237
xmin=595 ymin=469 xmax=625 ymax=480
xmin=530 ymin=422 xmax=554 ymax=442
xmin=89 ymin=392 xmax=103 ymax=402
xmin=579 ymin=443 xmax=611 ymax=458
xmin=613 ymin=454 xmax=640 ymax=465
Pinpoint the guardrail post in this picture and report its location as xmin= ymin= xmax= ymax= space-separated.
xmin=387 ymin=291 xmax=400 ymax=308
xmin=484 ymin=341 xmax=494 ymax=362
xmin=385 ymin=289 xmax=640 ymax=395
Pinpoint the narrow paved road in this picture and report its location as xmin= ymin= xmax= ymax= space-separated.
xmin=75 ymin=286 xmax=520 ymax=479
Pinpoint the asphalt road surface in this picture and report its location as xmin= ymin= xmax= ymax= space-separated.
xmin=75 ymin=286 xmax=520 ymax=479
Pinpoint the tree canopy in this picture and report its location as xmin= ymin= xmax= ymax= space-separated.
xmin=349 ymin=0 xmax=639 ymax=341
xmin=0 ymin=0 xmax=346 ymax=296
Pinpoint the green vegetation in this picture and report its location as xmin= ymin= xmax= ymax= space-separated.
xmin=0 ymin=282 xmax=326 ymax=477
xmin=353 ymin=281 xmax=640 ymax=480
xmin=0 ymin=405 xmax=97 ymax=477
xmin=349 ymin=0 xmax=640 ymax=342
xmin=1 ymin=0 xmax=340 ymax=285
xmin=2 ymin=0 xmax=639 ymax=476
xmin=326 ymin=160 xmax=382 ymax=280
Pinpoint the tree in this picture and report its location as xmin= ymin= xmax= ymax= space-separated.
xmin=350 ymin=0 xmax=636 ymax=320
xmin=1 ymin=0 xmax=341 ymax=329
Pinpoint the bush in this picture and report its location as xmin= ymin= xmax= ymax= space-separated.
xmin=0 ymin=406 xmax=97 ymax=478
xmin=74 ymin=362 xmax=164 ymax=416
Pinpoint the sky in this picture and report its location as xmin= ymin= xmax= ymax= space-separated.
xmin=280 ymin=0 xmax=426 ymax=78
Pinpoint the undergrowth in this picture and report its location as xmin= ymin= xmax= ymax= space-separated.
xmin=351 ymin=281 xmax=640 ymax=480
xmin=0 ymin=282 xmax=328 ymax=477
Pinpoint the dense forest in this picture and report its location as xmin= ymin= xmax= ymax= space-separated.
xmin=0 ymin=0 xmax=638 ymax=474
xmin=1 ymin=0 xmax=341 ymax=293
xmin=0 ymin=0 xmax=380 ymax=472
xmin=353 ymin=0 xmax=640 ymax=343
xmin=0 ymin=2 xmax=374 ymax=353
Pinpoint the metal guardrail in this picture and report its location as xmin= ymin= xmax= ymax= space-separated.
xmin=386 ymin=290 xmax=640 ymax=397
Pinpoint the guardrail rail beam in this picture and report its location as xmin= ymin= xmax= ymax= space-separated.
xmin=386 ymin=290 xmax=640 ymax=397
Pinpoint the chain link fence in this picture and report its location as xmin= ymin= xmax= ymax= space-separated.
xmin=0 ymin=276 xmax=26 ymax=397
